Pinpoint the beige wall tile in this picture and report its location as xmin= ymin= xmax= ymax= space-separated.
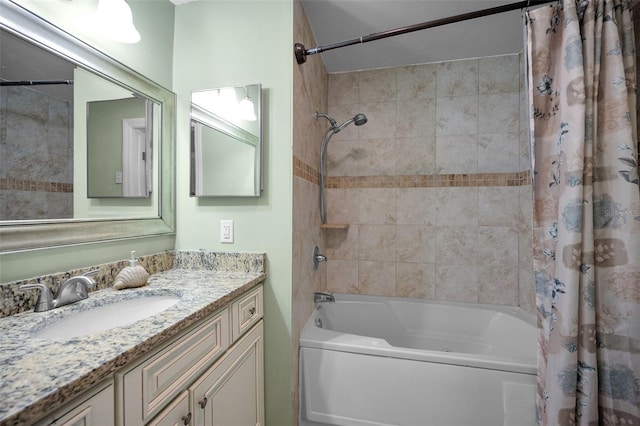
xmin=328 ymin=72 xmax=359 ymax=106
xmin=436 ymin=187 xmax=479 ymax=227
xmin=359 ymin=68 xmax=397 ymax=103
xmin=358 ymin=101 xmax=397 ymax=140
xmin=436 ymin=134 xmax=478 ymax=173
xmin=478 ymin=133 xmax=520 ymax=173
xmin=397 ymin=63 xmax=436 ymax=100
xmin=321 ymin=53 xmax=531 ymax=310
xmin=435 ymin=226 xmax=478 ymax=265
xmin=358 ymin=224 xmax=396 ymax=261
xmin=478 ymin=265 xmax=519 ymax=305
xmin=396 ymin=225 xmax=436 ymax=263
xmin=327 ymin=259 xmax=359 ymax=293
xmin=326 ymin=225 xmax=359 ymax=260
xmin=357 ymin=138 xmax=397 ymax=176
xmin=435 ymin=95 xmax=479 ymax=136
xmin=436 ymin=59 xmax=479 ymax=97
xmin=435 ymin=263 xmax=478 ymax=302
xmin=396 ymin=262 xmax=436 ymax=299
xmin=477 ymin=226 xmax=519 ymax=268
xmin=396 ymin=98 xmax=436 ymax=138
xmin=359 ymin=261 xmax=396 ymax=296
xmin=479 ymin=55 xmax=520 ymax=94
xmin=359 ymin=188 xmax=396 ymax=224
xmin=478 ymin=186 xmax=520 ymax=227
xmin=326 ymin=188 xmax=360 ymax=224
xmin=396 ymin=188 xmax=438 ymax=225
xmin=396 ymin=136 xmax=436 ymax=175
xmin=478 ymin=92 xmax=519 ymax=134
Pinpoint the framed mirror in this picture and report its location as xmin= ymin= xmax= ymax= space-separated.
xmin=0 ymin=1 xmax=175 ymax=252
xmin=190 ymin=84 xmax=262 ymax=197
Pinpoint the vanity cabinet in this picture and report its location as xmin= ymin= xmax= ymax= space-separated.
xmin=118 ymin=284 xmax=264 ymax=426
xmin=190 ymin=321 xmax=264 ymax=426
xmin=35 ymin=380 xmax=115 ymax=426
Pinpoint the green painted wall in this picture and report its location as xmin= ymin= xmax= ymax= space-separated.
xmin=173 ymin=2 xmax=294 ymax=424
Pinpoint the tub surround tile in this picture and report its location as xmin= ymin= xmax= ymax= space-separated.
xmin=435 ymin=95 xmax=479 ymax=136
xmin=397 ymin=63 xmax=436 ymax=100
xmin=0 ymin=266 xmax=266 ymax=425
xmin=359 ymin=68 xmax=397 ymax=103
xmin=327 ymin=260 xmax=359 ymax=294
xmin=478 ymin=265 xmax=519 ymax=305
xmin=479 ymin=55 xmax=520 ymax=94
xmin=303 ymin=53 xmax=534 ymax=312
xmin=436 ymin=59 xmax=479 ymax=97
xmin=396 ymin=262 xmax=436 ymax=299
xmin=359 ymin=261 xmax=396 ymax=296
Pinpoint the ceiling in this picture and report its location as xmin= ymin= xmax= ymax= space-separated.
xmin=300 ymin=0 xmax=532 ymax=73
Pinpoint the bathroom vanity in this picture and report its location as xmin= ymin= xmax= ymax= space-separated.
xmin=0 ymin=265 xmax=265 ymax=426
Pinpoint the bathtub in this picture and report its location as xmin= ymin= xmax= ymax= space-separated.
xmin=299 ymin=293 xmax=537 ymax=426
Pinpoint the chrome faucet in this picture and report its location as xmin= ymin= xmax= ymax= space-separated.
xmin=314 ymin=292 xmax=335 ymax=303
xmin=20 ymin=271 xmax=98 ymax=312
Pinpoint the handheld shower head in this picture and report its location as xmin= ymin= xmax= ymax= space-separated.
xmin=334 ymin=113 xmax=368 ymax=133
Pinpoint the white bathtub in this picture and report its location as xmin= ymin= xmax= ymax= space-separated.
xmin=299 ymin=293 xmax=537 ymax=426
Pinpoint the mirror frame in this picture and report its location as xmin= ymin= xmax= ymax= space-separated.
xmin=0 ymin=0 xmax=176 ymax=253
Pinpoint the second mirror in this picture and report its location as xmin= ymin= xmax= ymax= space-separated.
xmin=190 ymin=84 xmax=262 ymax=197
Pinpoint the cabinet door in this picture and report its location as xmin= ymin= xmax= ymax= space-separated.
xmin=191 ymin=321 xmax=264 ymax=426
xmin=40 ymin=382 xmax=114 ymax=426
xmin=147 ymin=391 xmax=191 ymax=426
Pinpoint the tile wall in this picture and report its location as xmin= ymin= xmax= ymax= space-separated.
xmin=292 ymin=0 xmax=329 ymax=423
xmin=321 ymin=54 xmax=535 ymax=313
xmin=0 ymin=86 xmax=73 ymax=220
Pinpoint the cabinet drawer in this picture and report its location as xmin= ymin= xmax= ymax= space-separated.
xmin=231 ymin=285 xmax=263 ymax=342
xmin=36 ymin=380 xmax=114 ymax=426
xmin=121 ymin=308 xmax=229 ymax=425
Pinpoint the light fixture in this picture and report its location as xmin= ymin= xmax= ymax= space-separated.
xmin=238 ymin=87 xmax=257 ymax=121
xmin=96 ymin=0 xmax=141 ymax=44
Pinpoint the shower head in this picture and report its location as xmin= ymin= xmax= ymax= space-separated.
xmin=334 ymin=113 xmax=368 ymax=133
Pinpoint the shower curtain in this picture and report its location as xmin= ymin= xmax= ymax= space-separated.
xmin=526 ymin=0 xmax=639 ymax=424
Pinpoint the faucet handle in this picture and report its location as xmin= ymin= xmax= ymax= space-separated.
xmin=19 ymin=283 xmax=54 ymax=312
xmin=82 ymin=270 xmax=98 ymax=287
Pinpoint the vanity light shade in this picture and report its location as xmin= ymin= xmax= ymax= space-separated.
xmin=97 ymin=0 xmax=141 ymax=44
xmin=238 ymin=97 xmax=257 ymax=121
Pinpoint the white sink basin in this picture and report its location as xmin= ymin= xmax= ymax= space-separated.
xmin=33 ymin=295 xmax=181 ymax=340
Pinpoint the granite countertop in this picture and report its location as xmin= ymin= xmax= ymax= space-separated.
xmin=0 ymin=268 xmax=265 ymax=426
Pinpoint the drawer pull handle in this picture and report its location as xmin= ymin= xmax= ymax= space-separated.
xmin=182 ymin=413 xmax=192 ymax=425
xmin=199 ymin=397 xmax=208 ymax=409
xmin=249 ymin=307 xmax=256 ymax=315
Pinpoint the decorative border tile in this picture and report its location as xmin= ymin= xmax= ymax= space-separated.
xmin=0 ymin=178 xmax=73 ymax=193
xmin=293 ymin=155 xmax=531 ymax=188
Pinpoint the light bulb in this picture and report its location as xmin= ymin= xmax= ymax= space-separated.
xmin=238 ymin=97 xmax=257 ymax=121
xmin=96 ymin=0 xmax=141 ymax=43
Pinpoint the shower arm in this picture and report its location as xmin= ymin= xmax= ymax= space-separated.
xmin=294 ymin=0 xmax=555 ymax=64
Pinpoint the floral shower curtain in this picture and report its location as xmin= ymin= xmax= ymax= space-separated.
xmin=526 ymin=0 xmax=639 ymax=424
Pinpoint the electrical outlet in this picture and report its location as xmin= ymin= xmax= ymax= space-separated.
xmin=220 ymin=220 xmax=234 ymax=243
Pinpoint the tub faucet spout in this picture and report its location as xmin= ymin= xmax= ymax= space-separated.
xmin=314 ymin=292 xmax=335 ymax=303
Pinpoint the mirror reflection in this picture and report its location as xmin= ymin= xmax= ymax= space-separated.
xmin=0 ymin=27 xmax=159 ymax=221
xmin=190 ymin=84 xmax=262 ymax=197
xmin=87 ymin=97 xmax=153 ymax=198
xmin=0 ymin=2 xmax=175 ymax=253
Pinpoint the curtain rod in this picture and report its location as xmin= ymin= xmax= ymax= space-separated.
xmin=0 ymin=80 xmax=73 ymax=86
xmin=294 ymin=0 xmax=555 ymax=64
